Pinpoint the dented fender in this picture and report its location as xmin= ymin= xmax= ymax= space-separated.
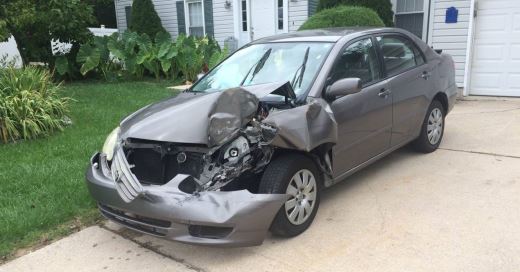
xmin=262 ymin=98 xmax=337 ymax=152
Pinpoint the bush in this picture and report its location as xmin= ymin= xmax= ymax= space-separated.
xmin=317 ymin=0 xmax=394 ymax=26
xmin=75 ymin=31 xmax=228 ymax=82
xmin=129 ymin=0 xmax=166 ymax=38
xmin=0 ymin=66 xmax=71 ymax=143
xmin=299 ymin=6 xmax=384 ymax=30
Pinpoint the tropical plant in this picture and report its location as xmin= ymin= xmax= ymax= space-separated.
xmin=107 ymin=31 xmax=144 ymax=78
xmin=72 ymin=30 xmax=227 ymax=81
xmin=174 ymin=35 xmax=228 ymax=83
xmin=317 ymin=0 xmax=394 ymax=26
xmin=299 ymin=6 xmax=385 ymax=30
xmin=129 ymin=0 xmax=166 ymax=38
xmin=0 ymin=66 xmax=71 ymax=143
xmin=75 ymin=35 xmax=121 ymax=80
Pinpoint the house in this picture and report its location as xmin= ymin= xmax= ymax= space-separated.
xmin=119 ymin=0 xmax=519 ymax=97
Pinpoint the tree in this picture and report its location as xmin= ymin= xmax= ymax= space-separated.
xmin=299 ymin=6 xmax=384 ymax=30
xmin=0 ymin=0 xmax=95 ymax=66
xmin=317 ymin=0 xmax=394 ymax=27
xmin=84 ymin=0 xmax=118 ymax=28
xmin=129 ymin=0 xmax=167 ymax=38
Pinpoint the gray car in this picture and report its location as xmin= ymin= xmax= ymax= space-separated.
xmin=86 ymin=27 xmax=457 ymax=246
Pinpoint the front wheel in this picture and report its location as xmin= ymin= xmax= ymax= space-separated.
xmin=412 ymin=100 xmax=445 ymax=153
xmin=259 ymin=154 xmax=321 ymax=237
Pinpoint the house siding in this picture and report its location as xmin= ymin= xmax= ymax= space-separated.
xmin=289 ymin=0 xmax=308 ymax=32
xmin=308 ymin=0 xmax=319 ymax=17
xmin=429 ymin=0 xmax=472 ymax=85
xmin=114 ymin=0 xmax=312 ymax=46
xmin=212 ymin=0 xmax=234 ymax=46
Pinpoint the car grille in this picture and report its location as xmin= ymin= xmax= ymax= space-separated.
xmin=111 ymin=145 xmax=144 ymax=202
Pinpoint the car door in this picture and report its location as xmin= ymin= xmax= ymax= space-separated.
xmin=375 ymin=35 xmax=434 ymax=146
xmin=328 ymin=37 xmax=393 ymax=178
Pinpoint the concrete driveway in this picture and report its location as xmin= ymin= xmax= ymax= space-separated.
xmin=2 ymin=98 xmax=520 ymax=272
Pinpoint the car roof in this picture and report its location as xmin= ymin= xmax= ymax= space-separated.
xmin=250 ymin=27 xmax=401 ymax=43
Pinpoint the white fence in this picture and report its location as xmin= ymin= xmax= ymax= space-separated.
xmin=0 ymin=27 xmax=118 ymax=67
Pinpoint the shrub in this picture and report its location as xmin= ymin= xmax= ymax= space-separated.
xmin=317 ymin=0 xmax=394 ymax=26
xmin=129 ymin=0 xmax=166 ymax=38
xmin=299 ymin=6 xmax=385 ymax=30
xmin=0 ymin=66 xmax=71 ymax=143
xmin=75 ymin=31 xmax=228 ymax=82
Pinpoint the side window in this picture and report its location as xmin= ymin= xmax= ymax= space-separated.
xmin=376 ymin=36 xmax=424 ymax=77
xmin=328 ymin=38 xmax=381 ymax=86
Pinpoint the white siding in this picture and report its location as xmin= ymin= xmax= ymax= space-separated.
xmin=114 ymin=0 xmax=179 ymax=37
xmin=154 ymin=0 xmax=179 ymax=37
xmin=114 ymin=0 xmax=132 ymax=32
xmin=429 ymin=0 xmax=472 ymax=86
xmin=289 ymin=0 xmax=308 ymax=32
xmin=212 ymin=0 xmax=234 ymax=47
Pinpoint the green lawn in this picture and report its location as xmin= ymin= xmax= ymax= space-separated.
xmin=0 ymin=81 xmax=175 ymax=259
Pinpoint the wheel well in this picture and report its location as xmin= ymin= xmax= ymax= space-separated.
xmin=433 ymin=92 xmax=448 ymax=113
xmin=272 ymin=143 xmax=334 ymax=184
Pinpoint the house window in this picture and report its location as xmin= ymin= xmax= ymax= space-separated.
xmin=277 ymin=0 xmax=284 ymax=30
xmin=241 ymin=0 xmax=247 ymax=31
xmin=395 ymin=0 xmax=424 ymax=38
xmin=187 ymin=1 xmax=204 ymax=37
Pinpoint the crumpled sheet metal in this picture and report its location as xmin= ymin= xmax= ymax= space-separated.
xmin=264 ymin=99 xmax=338 ymax=152
xmin=85 ymin=161 xmax=288 ymax=246
xmin=207 ymin=88 xmax=259 ymax=147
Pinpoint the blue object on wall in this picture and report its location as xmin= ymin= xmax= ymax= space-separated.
xmin=445 ymin=7 xmax=458 ymax=23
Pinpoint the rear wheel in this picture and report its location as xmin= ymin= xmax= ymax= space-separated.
xmin=259 ymin=154 xmax=321 ymax=237
xmin=413 ymin=100 xmax=445 ymax=153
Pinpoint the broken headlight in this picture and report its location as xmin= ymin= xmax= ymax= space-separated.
xmin=102 ymin=127 xmax=120 ymax=161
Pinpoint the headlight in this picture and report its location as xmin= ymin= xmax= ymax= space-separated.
xmin=102 ymin=127 xmax=120 ymax=161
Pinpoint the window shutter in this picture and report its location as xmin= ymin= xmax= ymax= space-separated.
xmin=176 ymin=1 xmax=186 ymax=35
xmin=125 ymin=6 xmax=132 ymax=28
xmin=308 ymin=0 xmax=319 ymax=17
xmin=204 ymin=0 xmax=214 ymax=37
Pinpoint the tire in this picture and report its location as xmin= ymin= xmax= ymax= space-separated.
xmin=412 ymin=99 xmax=445 ymax=153
xmin=259 ymin=153 xmax=321 ymax=237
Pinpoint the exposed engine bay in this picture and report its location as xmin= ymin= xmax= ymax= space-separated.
xmin=108 ymin=81 xmax=337 ymax=202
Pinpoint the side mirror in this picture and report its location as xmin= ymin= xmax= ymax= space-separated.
xmin=325 ymin=78 xmax=362 ymax=100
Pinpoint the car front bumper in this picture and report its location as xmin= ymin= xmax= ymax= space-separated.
xmin=85 ymin=153 xmax=288 ymax=247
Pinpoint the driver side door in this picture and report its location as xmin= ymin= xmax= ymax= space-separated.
xmin=328 ymin=37 xmax=393 ymax=179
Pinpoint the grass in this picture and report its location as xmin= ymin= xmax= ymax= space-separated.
xmin=0 ymin=80 xmax=175 ymax=260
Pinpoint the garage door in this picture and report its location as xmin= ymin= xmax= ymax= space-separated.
xmin=469 ymin=0 xmax=520 ymax=96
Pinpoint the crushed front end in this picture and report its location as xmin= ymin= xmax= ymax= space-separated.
xmin=85 ymin=82 xmax=337 ymax=246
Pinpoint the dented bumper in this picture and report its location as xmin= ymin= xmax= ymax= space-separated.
xmin=85 ymin=153 xmax=288 ymax=247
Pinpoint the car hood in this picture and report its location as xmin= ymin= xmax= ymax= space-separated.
xmin=119 ymin=82 xmax=292 ymax=146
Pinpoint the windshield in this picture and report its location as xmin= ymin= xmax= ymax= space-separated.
xmin=191 ymin=42 xmax=334 ymax=97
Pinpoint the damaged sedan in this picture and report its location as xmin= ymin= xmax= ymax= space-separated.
xmin=85 ymin=28 xmax=457 ymax=246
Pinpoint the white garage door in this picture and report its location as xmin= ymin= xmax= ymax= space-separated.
xmin=469 ymin=0 xmax=520 ymax=96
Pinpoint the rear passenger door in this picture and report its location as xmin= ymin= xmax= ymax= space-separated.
xmin=375 ymin=35 xmax=434 ymax=146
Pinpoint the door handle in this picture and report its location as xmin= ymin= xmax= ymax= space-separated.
xmin=421 ymin=71 xmax=431 ymax=80
xmin=378 ymin=88 xmax=391 ymax=97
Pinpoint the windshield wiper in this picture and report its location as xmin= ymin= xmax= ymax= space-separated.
xmin=291 ymin=47 xmax=310 ymax=89
xmin=240 ymin=48 xmax=272 ymax=86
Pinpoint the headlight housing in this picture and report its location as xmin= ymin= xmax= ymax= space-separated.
xmin=102 ymin=127 xmax=120 ymax=161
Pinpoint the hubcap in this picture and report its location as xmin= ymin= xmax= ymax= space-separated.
xmin=285 ymin=169 xmax=317 ymax=225
xmin=427 ymin=108 xmax=443 ymax=145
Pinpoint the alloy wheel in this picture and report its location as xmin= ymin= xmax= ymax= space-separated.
xmin=427 ymin=108 xmax=443 ymax=145
xmin=285 ymin=169 xmax=317 ymax=225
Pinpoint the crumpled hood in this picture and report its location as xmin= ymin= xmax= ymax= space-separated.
xmin=120 ymin=88 xmax=259 ymax=146
xmin=119 ymin=82 xmax=291 ymax=146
